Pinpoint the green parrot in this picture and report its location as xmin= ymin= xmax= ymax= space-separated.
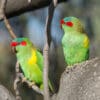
xmin=11 ymin=37 xmax=53 ymax=91
xmin=60 ymin=17 xmax=89 ymax=67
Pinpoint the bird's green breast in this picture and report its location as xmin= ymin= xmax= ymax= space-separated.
xmin=62 ymin=31 xmax=89 ymax=66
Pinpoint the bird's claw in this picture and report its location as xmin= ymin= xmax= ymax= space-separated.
xmin=29 ymin=82 xmax=35 ymax=88
xmin=22 ymin=77 xmax=27 ymax=83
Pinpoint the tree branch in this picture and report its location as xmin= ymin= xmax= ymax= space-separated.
xmin=0 ymin=0 xmax=67 ymax=20
xmin=3 ymin=15 xmax=17 ymax=38
xmin=14 ymin=61 xmax=22 ymax=100
xmin=1 ymin=0 xmax=17 ymax=39
xmin=43 ymin=0 xmax=58 ymax=100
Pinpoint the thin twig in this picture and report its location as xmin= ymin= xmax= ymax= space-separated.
xmin=14 ymin=77 xmax=22 ymax=100
xmin=14 ymin=61 xmax=22 ymax=100
xmin=53 ymin=0 xmax=58 ymax=6
xmin=43 ymin=43 xmax=50 ymax=100
xmin=28 ymin=0 xmax=32 ymax=3
xmin=3 ymin=15 xmax=17 ymax=39
xmin=2 ymin=0 xmax=17 ymax=39
xmin=0 ymin=0 xmax=5 ymax=19
xmin=43 ymin=0 xmax=58 ymax=100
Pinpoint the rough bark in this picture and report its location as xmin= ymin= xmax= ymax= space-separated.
xmin=0 ymin=0 xmax=66 ymax=20
xmin=51 ymin=57 xmax=100 ymax=100
xmin=0 ymin=84 xmax=16 ymax=100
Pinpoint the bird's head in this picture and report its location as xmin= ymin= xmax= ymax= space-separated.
xmin=10 ymin=37 xmax=33 ymax=53
xmin=60 ymin=17 xmax=84 ymax=32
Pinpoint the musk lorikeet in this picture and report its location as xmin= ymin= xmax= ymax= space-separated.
xmin=60 ymin=17 xmax=89 ymax=67
xmin=11 ymin=37 xmax=53 ymax=91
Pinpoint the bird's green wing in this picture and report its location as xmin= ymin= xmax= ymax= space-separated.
xmin=36 ymin=51 xmax=44 ymax=71
xmin=27 ymin=63 xmax=43 ymax=84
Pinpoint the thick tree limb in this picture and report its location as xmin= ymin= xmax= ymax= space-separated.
xmin=0 ymin=84 xmax=16 ymax=100
xmin=0 ymin=0 xmax=67 ymax=20
xmin=51 ymin=57 xmax=100 ymax=100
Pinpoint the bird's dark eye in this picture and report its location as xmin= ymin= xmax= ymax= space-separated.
xmin=20 ymin=41 xmax=27 ymax=46
xmin=65 ymin=21 xmax=73 ymax=27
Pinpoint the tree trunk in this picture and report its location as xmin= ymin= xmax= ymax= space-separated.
xmin=51 ymin=58 xmax=100 ymax=100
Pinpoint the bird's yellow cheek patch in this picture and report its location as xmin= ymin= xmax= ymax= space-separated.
xmin=83 ymin=36 xmax=89 ymax=48
xmin=28 ymin=51 xmax=37 ymax=65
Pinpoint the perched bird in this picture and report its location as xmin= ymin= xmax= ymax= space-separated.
xmin=60 ymin=17 xmax=89 ymax=67
xmin=11 ymin=37 xmax=53 ymax=91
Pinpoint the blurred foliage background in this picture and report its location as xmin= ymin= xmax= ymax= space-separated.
xmin=0 ymin=0 xmax=100 ymax=100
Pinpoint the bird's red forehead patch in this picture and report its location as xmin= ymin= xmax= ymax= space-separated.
xmin=11 ymin=42 xmax=18 ymax=46
xmin=66 ymin=21 xmax=73 ymax=27
xmin=20 ymin=41 xmax=27 ymax=46
xmin=60 ymin=19 xmax=65 ymax=25
xmin=60 ymin=19 xmax=73 ymax=27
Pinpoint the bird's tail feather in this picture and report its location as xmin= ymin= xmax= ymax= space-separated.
xmin=49 ymin=80 xmax=54 ymax=93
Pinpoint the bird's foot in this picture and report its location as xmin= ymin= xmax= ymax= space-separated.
xmin=22 ymin=77 xmax=27 ymax=83
xmin=28 ymin=82 xmax=35 ymax=88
